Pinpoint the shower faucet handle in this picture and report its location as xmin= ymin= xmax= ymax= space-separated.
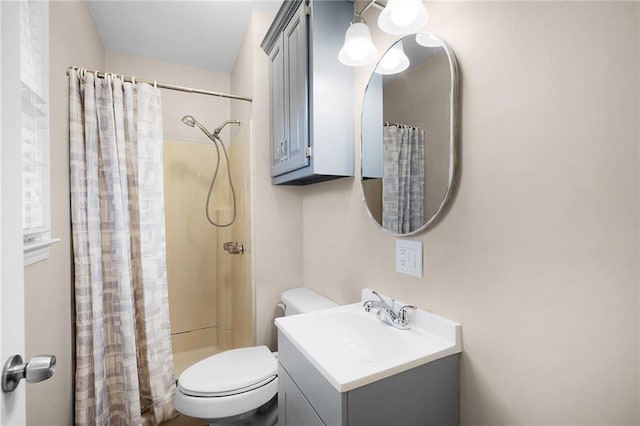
xmin=223 ymin=241 xmax=244 ymax=255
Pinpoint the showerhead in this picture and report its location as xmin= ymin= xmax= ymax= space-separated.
xmin=181 ymin=115 xmax=241 ymax=142
xmin=181 ymin=114 xmax=215 ymax=141
xmin=181 ymin=115 xmax=196 ymax=127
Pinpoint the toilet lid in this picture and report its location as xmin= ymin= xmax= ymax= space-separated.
xmin=177 ymin=346 xmax=277 ymax=397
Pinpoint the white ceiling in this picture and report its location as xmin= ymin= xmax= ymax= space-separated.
xmin=86 ymin=0 xmax=283 ymax=74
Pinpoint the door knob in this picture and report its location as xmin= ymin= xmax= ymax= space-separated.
xmin=2 ymin=354 xmax=56 ymax=393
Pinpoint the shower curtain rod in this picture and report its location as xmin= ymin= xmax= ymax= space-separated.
xmin=384 ymin=121 xmax=419 ymax=130
xmin=67 ymin=66 xmax=252 ymax=102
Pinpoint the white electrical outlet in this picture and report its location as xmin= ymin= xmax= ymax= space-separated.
xmin=396 ymin=239 xmax=423 ymax=277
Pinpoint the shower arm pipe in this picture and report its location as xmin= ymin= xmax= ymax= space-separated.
xmin=67 ymin=66 xmax=252 ymax=102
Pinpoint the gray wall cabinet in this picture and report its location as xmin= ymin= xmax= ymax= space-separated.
xmin=261 ymin=0 xmax=354 ymax=185
xmin=277 ymin=331 xmax=461 ymax=426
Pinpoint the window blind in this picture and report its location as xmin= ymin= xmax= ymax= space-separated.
xmin=20 ymin=0 xmax=49 ymax=240
xmin=20 ymin=0 xmax=56 ymax=265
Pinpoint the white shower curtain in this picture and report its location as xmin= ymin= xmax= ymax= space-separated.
xmin=382 ymin=125 xmax=425 ymax=234
xmin=69 ymin=69 xmax=176 ymax=425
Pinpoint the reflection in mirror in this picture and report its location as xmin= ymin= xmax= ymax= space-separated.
xmin=361 ymin=32 xmax=459 ymax=236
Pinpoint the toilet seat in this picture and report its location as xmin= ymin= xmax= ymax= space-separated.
xmin=174 ymin=346 xmax=279 ymax=422
xmin=178 ymin=346 xmax=277 ymax=397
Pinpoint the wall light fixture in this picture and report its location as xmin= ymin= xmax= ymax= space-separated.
xmin=339 ymin=0 xmax=429 ymax=67
xmin=378 ymin=0 xmax=428 ymax=35
xmin=375 ymin=41 xmax=409 ymax=75
xmin=338 ymin=16 xmax=379 ymax=66
xmin=415 ymin=32 xmax=442 ymax=47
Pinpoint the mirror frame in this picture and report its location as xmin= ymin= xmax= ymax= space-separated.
xmin=359 ymin=32 xmax=460 ymax=236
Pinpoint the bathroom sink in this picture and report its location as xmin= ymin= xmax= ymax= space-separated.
xmin=316 ymin=312 xmax=409 ymax=363
xmin=275 ymin=289 xmax=462 ymax=392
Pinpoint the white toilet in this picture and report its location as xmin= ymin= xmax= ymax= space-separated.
xmin=174 ymin=287 xmax=337 ymax=425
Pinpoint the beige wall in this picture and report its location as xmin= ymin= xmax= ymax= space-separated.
xmin=233 ymin=12 xmax=304 ymax=350
xmin=303 ymin=1 xmax=639 ymax=424
xmin=105 ymin=51 xmax=231 ymax=144
xmin=23 ymin=1 xmax=105 ymax=424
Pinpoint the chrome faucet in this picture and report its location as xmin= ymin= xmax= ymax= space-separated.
xmin=362 ymin=290 xmax=417 ymax=330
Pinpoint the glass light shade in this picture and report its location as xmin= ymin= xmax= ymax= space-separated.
xmin=378 ymin=0 xmax=429 ymax=35
xmin=375 ymin=41 xmax=410 ymax=75
xmin=338 ymin=22 xmax=379 ymax=66
xmin=415 ymin=32 xmax=443 ymax=47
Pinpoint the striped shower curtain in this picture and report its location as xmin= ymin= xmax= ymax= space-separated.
xmin=69 ymin=69 xmax=176 ymax=425
xmin=382 ymin=125 xmax=425 ymax=234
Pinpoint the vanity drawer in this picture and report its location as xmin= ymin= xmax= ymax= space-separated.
xmin=279 ymin=367 xmax=324 ymax=426
xmin=278 ymin=331 xmax=347 ymax=425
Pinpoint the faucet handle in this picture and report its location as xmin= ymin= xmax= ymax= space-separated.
xmin=370 ymin=290 xmax=383 ymax=301
xmin=398 ymin=305 xmax=417 ymax=323
xmin=371 ymin=290 xmax=394 ymax=308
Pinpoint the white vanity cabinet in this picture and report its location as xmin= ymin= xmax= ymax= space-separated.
xmin=261 ymin=0 xmax=354 ymax=185
xmin=277 ymin=331 xmax=461 ymax=426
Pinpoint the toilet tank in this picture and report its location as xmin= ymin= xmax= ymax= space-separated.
xmin=281 ymin=287 xmax=337 ymax=316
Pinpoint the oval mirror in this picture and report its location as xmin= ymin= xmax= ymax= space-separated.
xmin=360 ymin=32 xmax=459 ymax=236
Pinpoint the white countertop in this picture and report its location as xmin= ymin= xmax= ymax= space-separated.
xmin=275 ymin=290 xmax=462 ymax=392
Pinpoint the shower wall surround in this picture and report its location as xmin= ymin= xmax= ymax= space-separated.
xmin=227 ymin=130 xmax=254 ymax=349
xmin=163 ymin=140 xmax=233 ymax=375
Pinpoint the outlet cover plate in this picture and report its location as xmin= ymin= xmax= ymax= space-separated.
xmin=396 ymin=239 xmax=423 ymax=277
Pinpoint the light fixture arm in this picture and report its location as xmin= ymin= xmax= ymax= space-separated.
xmin=353 ymin=0 xmax=385 ymax=21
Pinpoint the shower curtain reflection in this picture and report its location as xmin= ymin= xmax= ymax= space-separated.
xmin=382 ymin=124 xmax=425 ymax=234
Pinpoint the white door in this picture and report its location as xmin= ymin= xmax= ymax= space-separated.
xmin=0 ymin=1 xmax=27 ymax=423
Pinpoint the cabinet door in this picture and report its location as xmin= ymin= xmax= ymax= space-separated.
xmin=269 ymin=34 xmax=286 ymax=177
xmin=283 ymin=2 xmax=309 ymax=173
xmin=280 ymin=366 xmax=325 ymax=426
